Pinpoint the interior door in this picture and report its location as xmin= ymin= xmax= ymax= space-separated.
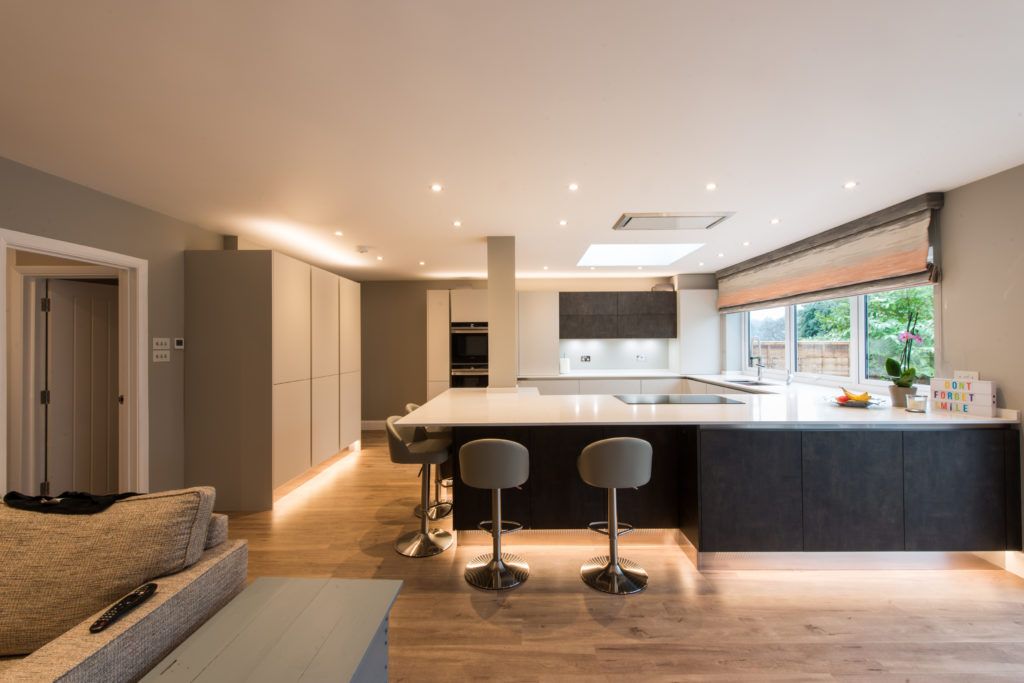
xmin=45 ymin=279 xmax=119 ymax=494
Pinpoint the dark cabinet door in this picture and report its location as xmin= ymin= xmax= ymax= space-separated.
xmin=560 ymin=314 xmax=618 ymax=339
xmin=617 ymin=314 xmax=676 ymax=338
xmin=617 ymin=291 xmax=676 ymax=315
xmin=904 ymin=430 xmax=1006 ymax=550
xmin=603 ymin=425 xmax=682 ymax=529
xmin=802 ymin=431 xmax=904 ymax=551
xmin=699 ymin=429 xmax=803 ymax=551
xmin=559 ymin=292 xmax=617 ymax=316
xmin=451 ymin=427 xmax=532 ymax=531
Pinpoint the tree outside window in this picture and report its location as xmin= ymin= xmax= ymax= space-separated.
xmin=865 ymin=286 xmax=934 ymax=383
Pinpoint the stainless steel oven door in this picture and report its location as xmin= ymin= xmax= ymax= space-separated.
xmin=450 ymin=366 xmax=488 ymax=388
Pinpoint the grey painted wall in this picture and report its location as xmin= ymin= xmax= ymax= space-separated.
xmin=937 ymin=162 xmax=1024 ymax=411
xmin=361 ymin=280 xmax=485 ymax=420
xmin=0 ymin=156 xmax=222 ymax=491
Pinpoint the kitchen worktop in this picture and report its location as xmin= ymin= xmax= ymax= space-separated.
xmin=401 ymin=387 xmax=1020 ymax=428
xmin=519 ymin=369 xmax=683 ymax=379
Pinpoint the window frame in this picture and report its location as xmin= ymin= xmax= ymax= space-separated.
xmin=740 ymin=286 xmax=936 ymax=389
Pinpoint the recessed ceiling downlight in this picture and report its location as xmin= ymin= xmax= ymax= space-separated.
xmin=577 ymin=243 xmax=703 ymax=267
xmin=613 ymin=212 xmax=734 ymax=231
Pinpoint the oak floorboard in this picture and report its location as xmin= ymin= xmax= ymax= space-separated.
xmin=227 ymin=430 xmax=1024 ymax=681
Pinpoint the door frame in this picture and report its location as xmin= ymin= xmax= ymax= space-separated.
xmin=1 ymin=228 xmax=149 ymax=493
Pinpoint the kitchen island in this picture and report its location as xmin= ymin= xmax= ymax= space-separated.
xmin=400 ymin=389 xmax=1021 ymax=558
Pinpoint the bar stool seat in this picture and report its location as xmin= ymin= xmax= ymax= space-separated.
xmin=578 ymin=437 xmax=652 ymax=594
xmin=459 ymin=438 xmax=530 ymax=590
xmin=386 ymin=416 xmax=453 ymax=558
xmin=405 ymin=402 xmax=453 ymax=520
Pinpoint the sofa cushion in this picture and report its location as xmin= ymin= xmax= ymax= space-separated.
xmin=0 ymin=486 xmax=215 ymax=656
xmin=205 ymin=513 xmax=229 ymax=549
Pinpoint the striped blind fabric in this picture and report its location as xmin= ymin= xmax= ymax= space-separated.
xmin=716 ymin=194 xmax=942 ymax=313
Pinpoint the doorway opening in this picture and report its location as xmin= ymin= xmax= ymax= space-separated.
xmin=1 ymin=229 xmax=149 ymax=494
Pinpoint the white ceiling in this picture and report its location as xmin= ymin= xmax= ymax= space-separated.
xmin=2 ymin=1 xmax=1023 ymax=282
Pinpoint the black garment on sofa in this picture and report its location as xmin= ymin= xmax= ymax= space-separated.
xmin=2 ymin=491 xmax=140 ymax=514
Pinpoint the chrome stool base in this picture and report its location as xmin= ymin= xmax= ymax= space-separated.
xmin=394 ymin=528 xmax=453 ymax=558
xmin=414 ymin=501 xmax=453 ymax=520
xmin=580 ymin=555 xmax=648 ymax=595
xmin=464 ymin=552 xmax=529 ymax=590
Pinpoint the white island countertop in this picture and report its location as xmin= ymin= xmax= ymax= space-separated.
xmin=400 ymin=387 xmax=1020 ymax=429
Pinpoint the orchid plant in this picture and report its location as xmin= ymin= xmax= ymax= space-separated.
xmin=885 ymin=312 xmax=921 ymax=387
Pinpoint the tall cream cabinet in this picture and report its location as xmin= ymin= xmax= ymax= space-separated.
xmin=185 ymin=250 xmax=361 ymax=511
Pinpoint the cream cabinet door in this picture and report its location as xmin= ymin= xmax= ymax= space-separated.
xmin=640 ymin=378 xmax=688 ymax=394
xmin=517 ymin=291 xmax=559 ymax=376
xmin=311 ymin=268 xmax=340 ymax=378
xmin=426 ymin=290 xmax=450 ymax=383
xmin=449 ymin=289 xmax=488 ymax=322
xmin=272 ymin=380 xmax=311 ymax=488
xmin=272 ymin=252 xmax=311 ymax=385
xmin=340 ymin=371 xmax=362 ymax=449
xmin=339 ymin=277 xmax=361 ymax=375
xmin=578 ymin=378 xmax=643 ymax=394
xmin=517 ymin=379 xmax=580 ymax=395
xmin=311 ymin=375 xmax=340 ymax=466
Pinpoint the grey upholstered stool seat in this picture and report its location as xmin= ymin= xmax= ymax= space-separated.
xmin=459 ymin=438 xmax=530 ymax=590
xmin=386 ymin=415 xmax=453 ymax=557
xmin=405 ymin=402 xmax=453 ymax=520
xmin=578 ymin=437 xmax=653 ymax=594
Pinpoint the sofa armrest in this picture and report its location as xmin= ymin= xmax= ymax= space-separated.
xmin=7 ymin=539 xmax=247 ymax=683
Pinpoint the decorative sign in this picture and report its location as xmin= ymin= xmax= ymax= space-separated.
xmin=930 ymin=378 xmax=997 ymax=417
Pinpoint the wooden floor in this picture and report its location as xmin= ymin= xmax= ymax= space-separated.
xmin=229 ymin=431 xmax=1024 ymax=681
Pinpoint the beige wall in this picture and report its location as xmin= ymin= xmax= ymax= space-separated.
xmin=361 ymin=280 xmax=485 ymax=420
xmin=938 ymin=162 xmax=1024 ymax=411
xmin=0 ymin=156 xmax=222 ymax=491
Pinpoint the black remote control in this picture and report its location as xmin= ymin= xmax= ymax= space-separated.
xmin=89 ymin=583 xmax=158 ymax=633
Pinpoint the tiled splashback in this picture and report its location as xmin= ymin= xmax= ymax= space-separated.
xmin=559 ymin=339 xmax=670 ymax=371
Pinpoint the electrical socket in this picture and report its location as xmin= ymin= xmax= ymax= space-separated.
xmin=580 ymin=355 xmax=591 ymax=363
xmin=152 ymin=350 xmax=170 ymax=363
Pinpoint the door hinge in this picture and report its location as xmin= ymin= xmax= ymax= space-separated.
xmin=40 ymin=389 xmax=51 ymax=405
xmin=40 ymin=297 xmax=51 ymax=312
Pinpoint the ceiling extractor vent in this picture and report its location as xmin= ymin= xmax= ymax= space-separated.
xmin=613 ymin=212 xmax=734 ymax=231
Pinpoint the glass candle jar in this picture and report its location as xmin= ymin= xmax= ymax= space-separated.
xmin=905 ymin=395 xmax=927 ymax=413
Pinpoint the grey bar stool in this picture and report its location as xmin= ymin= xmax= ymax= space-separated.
xmin=405 ymin=402 xmax=453 ymax=520
xmin=577 ymin=437 xmax=653 ymax=594
xmin=385 ymin=416 xmax=453 ymax=557
xmin=459 ymin=438 xmax=530 ymax=590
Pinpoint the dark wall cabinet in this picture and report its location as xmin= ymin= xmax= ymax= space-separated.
xmin=559 ymin=291 xmax=676 ymax=339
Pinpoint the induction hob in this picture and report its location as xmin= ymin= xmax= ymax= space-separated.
xmin=615 ymin=394 xmax=745 ymax=405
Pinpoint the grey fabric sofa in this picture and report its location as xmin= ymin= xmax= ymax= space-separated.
xmin=0 ymin=492 xmax=247 ymax=683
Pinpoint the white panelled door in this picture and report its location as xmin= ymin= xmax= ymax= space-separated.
xmin=45 ymin=279 xmax=119 ymax=495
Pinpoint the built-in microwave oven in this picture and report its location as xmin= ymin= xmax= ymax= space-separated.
xmin=450 ymin=322 xmax=488 ymax=366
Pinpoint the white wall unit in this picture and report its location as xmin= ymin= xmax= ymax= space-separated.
xmin=675 ymin=290 xmax=721 ymax=374
xmin=311 ymin=267 xmax=340 ymax=378
xmin=450 ymin=288 xmax=488 ymax=322
xmin=517 ymin=378 xmax=580 ymax=395
xmin=426 ymin=380 xmax=450 ymax=400
xmin=426 ymin=290 xmax=450 ymax=397
xmin=272 ymin=252 xmax=311 ymax=385
xmin=517 ymin=290 xmax=560 ymax=376
xmin=311 ymin=375 xmax=340 ymax=466
xmin=640 ymin=378 xmax=689 ymax=394
xmin=339 ymin=371 xmax=361 ymax=449
xmin=339 ymin=277 xmax=361 ymax=374
xmin=272 ymin=380 xmax=312 ymax=488
xmin=578 ymin=378 xmax=643 ymax=395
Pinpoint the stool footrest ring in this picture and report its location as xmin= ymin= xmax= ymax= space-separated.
xmin=477 ymin=519 xmax=522 ymax=535
xmin=587 ymin=520 xmax=634 ymax=537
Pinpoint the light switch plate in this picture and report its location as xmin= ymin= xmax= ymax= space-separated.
xmin=152 ymin=337 xmax=170 ymax=350
xmin=173 ymin=338 xmax=185 ymax=350
xmin=153 ymin=349 xmax=170 ymax=363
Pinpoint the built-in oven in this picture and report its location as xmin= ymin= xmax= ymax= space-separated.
xmin=450 ymin=322 xmax=488 ymax=366
xmin=450 ymin=365 xmax=488 ymax=388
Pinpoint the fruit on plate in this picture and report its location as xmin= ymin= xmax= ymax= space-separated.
xmin=836 ymin=395 xmax=850 ymax=403
xmin=841 ymin=387 xmax=871 ymax=402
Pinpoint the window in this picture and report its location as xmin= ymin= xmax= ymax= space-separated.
xmin=795 ymin=298 xmax=851 ymax=377
xmin=864 ymin=286 xmax=934 ymax=384
xmin=743 ymin=285 xmax=935 ymax=386
xmin=747 ymin=306 xmax=786 ymax=370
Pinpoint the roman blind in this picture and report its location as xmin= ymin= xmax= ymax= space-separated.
xmin=715 ymin=193 xmax=943 ymax=313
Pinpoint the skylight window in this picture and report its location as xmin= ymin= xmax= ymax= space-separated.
xmin=577 ymin=243 xmax=703 ymax=267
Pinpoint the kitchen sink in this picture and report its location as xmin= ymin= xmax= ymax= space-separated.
xmin=722 ymin=378 xmax=772 ymax=386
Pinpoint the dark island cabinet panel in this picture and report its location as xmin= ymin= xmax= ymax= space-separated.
xmin=527 ymin=426 xmax=607 ymax=529
xmin=802 ymin=431 xmax=904 ymax=551
xmin=699 ymin=429 xmax=803 ymax=551
xmin=1006 ymin=430 xmax=1022 ymax=550
xmin=451 ymin=427 xmax=532 ymax=531
xmin=603 ymin=425 xmax=684 ymax=529
xmin=904 ymin=430 xmax=1007 ymax=551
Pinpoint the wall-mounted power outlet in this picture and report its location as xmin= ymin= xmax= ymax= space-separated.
xmin=152 ymin=350 xmax=170 ymax=363
xmin=580 ymin=355 xmax=591 ymax=363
